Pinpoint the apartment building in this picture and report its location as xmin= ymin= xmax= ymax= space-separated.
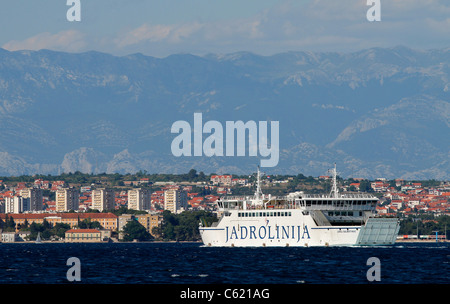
xmin=56 ymin=188 xmax=79 ymax=212
xmin=128 ymin=188 xmax=151 ymax=211
xmin=4 ymin=196 xmax=29 ymax=213
xmin=118 ymin=213 xmax=162 ymax=238
xmin=164 ymin=189 xmax=188 ymax=214
xmin=91 ymin=188 xmax=115 ymax=211
xmin=20 ymin=188 xmax=43 ymax=212
xmin=136 ymin=214 xmax=162 ymax=237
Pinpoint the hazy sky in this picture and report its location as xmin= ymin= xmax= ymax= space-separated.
xmin=1 ymin=0 xmax=449 ymax=57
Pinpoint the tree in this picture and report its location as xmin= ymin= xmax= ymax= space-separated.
xmin=52 ymin=223 xmax=71 ymax=238
xmin=121 ymin=220 xmax=153 ymax=242
xmin=2 ymin=214 xmax=16 ymax=232
xmin=359 ymin=180 xmax=372 ymax=192
xmin=187 ymin=169 xmax=197 ymax=180
xmin=78 ymin=218 xmax=102 ymax=229
xmin=29 ymin=222 xmax=45 ymax=240
xmin=158 ymin=210 xmax=217 ymax=241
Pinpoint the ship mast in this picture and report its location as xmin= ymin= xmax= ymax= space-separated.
xmin=329 ymin=163 xmax=339 ymax=198
xmin=255 ymin=165 xmax=263 ymax=201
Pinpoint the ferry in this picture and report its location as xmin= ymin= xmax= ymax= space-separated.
xmin=199 ymin=164 xmax=400 ymax=247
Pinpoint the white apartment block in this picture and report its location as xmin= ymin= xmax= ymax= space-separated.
xmin=128 ymin=188 xmax=151 ymax=211
xmin=56 ymin=188 xmax=79 ymax=212
xmin=91 ymin=188 xmax=115 ymax=211
xmin=164 ymin=189 xmax=188 ymax=214
xmin=5 ymin=196 xmax=29 ymax=213
xmin=20 ymin=188 xmax=43 ymax=212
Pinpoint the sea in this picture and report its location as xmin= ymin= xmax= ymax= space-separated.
xmin=1 ymin=242 xmax=448 ymax=301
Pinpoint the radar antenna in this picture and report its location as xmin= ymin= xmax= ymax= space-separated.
xmin=255 ymin=165 xmax=264 ymax=200
xmin=329 ymin=163 xmax=339 ymax=198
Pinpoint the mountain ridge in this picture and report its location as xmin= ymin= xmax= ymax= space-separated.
xmin=0 ymin=46 xmax=448 ymax=179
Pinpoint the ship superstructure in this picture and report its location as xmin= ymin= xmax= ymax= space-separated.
xmin=199 ymin=164 xmax=400 ymax=247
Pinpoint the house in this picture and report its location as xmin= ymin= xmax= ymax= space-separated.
xmin=349 ymin=183 xmax=360 ymax=191
xmin=231 ymin=178 xmax=248 ymax=186
xmin=1 ymin=231 xmax=18 ymax=243
xmin=65 ymin=229 xmax=102 ymax=243
xmin=210 ymin=175 xmax=232 ymax=186
xmin=371 ymin=181 xmax=389 ymax=192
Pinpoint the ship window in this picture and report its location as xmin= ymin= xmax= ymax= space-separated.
xmin=252 ymin=212 xmax=255 ymax=217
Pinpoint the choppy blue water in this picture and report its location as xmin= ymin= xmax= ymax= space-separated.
xmin=0 ymin=242 xmax=448 ymax=284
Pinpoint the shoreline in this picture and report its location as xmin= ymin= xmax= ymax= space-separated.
xmin=2 ymin=239 xmax=447 ymax=244
xmin=395 ymin=239 xmax=448 ymax=243
xmin=1 ymin=240 xmax=203 ymax=244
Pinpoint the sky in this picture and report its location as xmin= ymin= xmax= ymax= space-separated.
xmin=0 ymin=0 xmax=449 ymax=57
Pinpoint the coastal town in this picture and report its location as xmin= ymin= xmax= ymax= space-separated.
xmin=0 ymin=170 xmax=449 ymax=243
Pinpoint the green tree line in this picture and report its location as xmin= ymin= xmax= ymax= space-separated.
xmin=153 ymin=210 xmax=217 ymax=242
xmin=399 ymin=215 xmax=450 ymax=238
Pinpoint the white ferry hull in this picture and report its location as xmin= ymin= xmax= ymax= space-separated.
xmin=200 ymin=209 xmax=399 ymax=247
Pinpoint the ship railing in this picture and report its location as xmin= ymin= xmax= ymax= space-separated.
xmin=218 ymin=203 xmax=300 ymax=211
xmin=303 ymin=205 xmax=375 ymax=211
xmin=219 ymin=195 xmax=290 ymax=201
xmin=296 ymin=193 xmax=376 ymax=199
xmin=220 ymin=193 xmax=376 ymax=200
xmin=219 ymin=196 xmax=250 ymax=201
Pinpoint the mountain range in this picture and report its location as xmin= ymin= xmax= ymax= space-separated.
xmin=0 ymin=46 xmax=448 ymax=179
